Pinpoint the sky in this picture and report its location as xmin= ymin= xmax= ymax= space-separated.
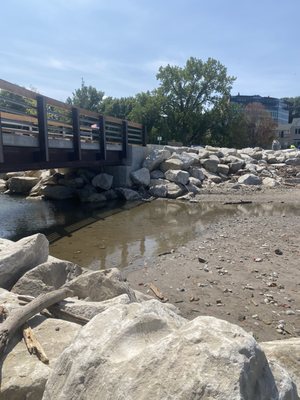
xmin=1 ymin=0 xmax=299 ymax=101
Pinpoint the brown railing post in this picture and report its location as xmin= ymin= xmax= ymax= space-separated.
xmin=36 ymin=95 xmax=49 ymax=162
xmin=0 ymin=113 xmax=4 ymax=163
xmin=122 ymin=120 xmax=128 ymax=159
xmin=72 ymin=107 xmax=82 ymax=161
xmin=142 ymin=125 xmax=147 ymax=146
xmin=99 ymin=115 xmax=106 ymax=160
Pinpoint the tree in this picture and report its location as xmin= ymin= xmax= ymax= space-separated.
xmin=100 ymin=96 xmax=136 ymax=119
xmin=66 ymin=79 xmax=104 ymax=112
xmin=204 ymin=102 xmax=249 ymax=148
xmin=244 ymin=103 xmax=276 ymax=147
xmin=155 ymin=57 xmax=236 ymax=145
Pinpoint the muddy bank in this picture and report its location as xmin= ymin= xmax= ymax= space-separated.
xmin=126 ymin=188 xmax=300 ymax=342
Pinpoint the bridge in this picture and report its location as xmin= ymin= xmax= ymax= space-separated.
xmin=0 ymin=79 xmax=146 ymax=173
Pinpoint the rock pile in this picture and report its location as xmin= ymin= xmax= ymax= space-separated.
xmin=1 ymin=145 xmax=299 ymax=202
xmin=0 ymin=234 xmax=299 ymax=399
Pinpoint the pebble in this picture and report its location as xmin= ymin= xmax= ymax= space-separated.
xmin=285 ymin=310 xmax=295 ymax=315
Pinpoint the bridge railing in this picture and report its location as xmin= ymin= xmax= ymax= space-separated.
xmin=0 ymin=79 xmax=146 ymax=167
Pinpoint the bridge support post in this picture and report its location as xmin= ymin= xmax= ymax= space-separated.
xmin=99 ymin=115 xmax=106 ymax=160
xmin=122 ymin=120 xmax=128 ymax=159
xmin=0 ymin=113 xmax=4 ymax=163
xmin=142 ymin=125 xmax=147 ymax=146
xmin=72 ymin=108 xmax=82 ymax=161
xmin=37 ymin=95 xmax=49 ymax=162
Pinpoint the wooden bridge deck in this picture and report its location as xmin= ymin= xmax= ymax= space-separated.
xmin=0 ymin=79 xmax=146 ymax=172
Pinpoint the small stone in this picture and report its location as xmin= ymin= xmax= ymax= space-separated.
xmin=198 ymin=257 xmax=207 ymax=263
xmin=274 ymin=249 xmax=283 ymax=255
xmin=254 ymin=258 xmax=263 ymax=262
xmin=286 ymin=310 xmax=295 ymax=315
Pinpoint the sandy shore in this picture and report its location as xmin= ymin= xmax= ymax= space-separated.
xmin=126 ymin=187 xmax=300 ymax=342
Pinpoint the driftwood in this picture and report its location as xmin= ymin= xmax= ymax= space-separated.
xmin=0 ymin=286 xmax=73 ymax=355
xmin=223 ymin=200 xmax=253 ymax=205
xmin=18 ymin=295 xmax=89 ymax=326
xmin=23 ymin=324 xmax=49 ymax=364
xmin=148 ymin=283 xmax=168 ymax=302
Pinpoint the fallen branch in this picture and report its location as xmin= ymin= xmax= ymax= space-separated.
xmin=223 ymin=200 xmax=253 ymax=205
xmin=23 ymin=324 xmax=49 ymax=364
xmin=0 ymin=286 xmax=73 ymax=356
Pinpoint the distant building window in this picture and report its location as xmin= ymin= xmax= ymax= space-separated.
xmin=280 ymin=131 xmax=284 ymax=138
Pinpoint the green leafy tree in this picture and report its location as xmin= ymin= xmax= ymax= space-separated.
xmin=155 ymin=57 xmax=236 ymax=145
xmin=66 ymin=79 xmax=104 ymax=112
xmin=128 ymin=91 xmax=164 ymax=143
xmin=100 ymin=96 xmax=136 ymax=119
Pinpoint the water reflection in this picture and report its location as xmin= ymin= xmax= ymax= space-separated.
xmin=50 ymin=199 xmax=300 ymax=271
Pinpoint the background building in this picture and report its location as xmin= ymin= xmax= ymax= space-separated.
xmin=275 ymin=118 xmax=300 ymax=148
xmin=230 ymin=95 xmax=289 ymax=125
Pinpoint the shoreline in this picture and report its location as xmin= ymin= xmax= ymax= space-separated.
xmin=125 ymin=187 xmax=300 ymax=342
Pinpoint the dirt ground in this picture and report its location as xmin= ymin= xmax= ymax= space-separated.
xmin=126 ymin=186 xmax=300 ymax=342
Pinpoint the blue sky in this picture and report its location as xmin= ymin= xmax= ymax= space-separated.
xmin=1 ymin=0 xmax=299 ymax=101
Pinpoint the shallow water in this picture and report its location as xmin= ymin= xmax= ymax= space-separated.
xmin=50 ymin=199 xmax=300 ymax=271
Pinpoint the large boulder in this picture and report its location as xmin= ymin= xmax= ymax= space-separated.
xmin=0 ymin=234 xmax=49 ymax=289
xmin=149 ymin=183 xmax=168 ymax=198
xmin=201 ymin=155 xmax=220 ymax=173
xmin=165 ymin=182 xmax=186 ymax=199
xmin=189 ymin=166 xmax=205 ymax=181
xmin=130 ymin=168 xmax=150 ymax=187
xmin=160 ymin=158 xmax=185 ymax=172
xmin=261 ymin=338 xmax=300 ymax=391
xmin=39 ymin=185 xmax=76 ymax=200
xmin=11 ymin=257 xmax=83 ymax=296
xmin=1 ymin=315 xmax=80 ymax=400
xmin=116 ymin=188 xmax=141 ymax=201
xmin=238 ymin=173 xmax=262 ymax=186
xmin=43 ymin=302 xmax=296 ymax=400
xmin=286 ymin=158 xmax=300 ymax=166
xmin=91 ymin=173 xmax=113 ymax=190
xmin=68 ymin=268 xmax=137 ymax=303
xmin=7 ymin=176 xmax=39 ymax=194
xmin=164 ymin=169 xmax=189 ymax=185
xmin=143 ymin=149 xmax=171 ymax=171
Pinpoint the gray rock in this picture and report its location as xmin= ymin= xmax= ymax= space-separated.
xmin=188 ymin=176 xmax=202 ymax=187
xmin=171 ymin=152 xmax=200 ymax=169
xmin=164 ymin=169 xmax=189 ymax=185
xmin=163 ymin=145 xmax=189 ymax=155
xmin=262 ymin=177 xmax=279 ymax=188
xmin=8 ymin=176 xmax=39 ymax=194
xmin=0 ymin=179 xmax=7 ymax=191
xmin=165 ymin=182 xmax=185 ymax=199
xmin=198 ymin=149 xmax=210 ymax=159
xmin=160 ymin=158 xmax=185 ymax=172
xmin=201 ymin=155 xmax=220 ymax=173
xmin=92 ymin=173 xmax=113 ymax=190
xmin=189 ymin=166 xmax=205 ymax=181
xmin=11 ymin=257 xmax=83 ymax=296
xmin=217 ymin=163 xmax=230 ymax=175
xmin=185 ymin=183 xmax=201 ymax=194
xmin=0 ymin=234 xmax=49 ymax=289
xmin=68 ymin=268 xmax=137 ymax=302
xmin=149 ymin=184 xmax=168 ymax=198
xmin=40 ymin=185 xmax=76 ymax=200
xmin=84 ymin=192 xmax=107 ymax=203
xmin=130 ymin=168 xmax=151 ymax=187
xmin=143 ymin=149 xmax=171 ymax=171
xmin=103 ymin=189 xmax=119 ymax=200
xmin=238 ymin=173 xmax=262 ymax=185
xmin=261 ymin=338 xmax=300 ymax=391
xmin=1 ymin=314 xmax=80 ymax=400
xmin=43 ymin=303 xmax=295 ymax=400
xmin=116 ymin=188 xmax=142 ymax=201
xmin=286 ymin=158 xmax=300 ymax=166
xmin=57 ymin=293 xmax=132 ymax=321
xmin=76 ymin=184 xmax=97 ymax=202
xmin=150 ymin=169 xmax=165 ymax=179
